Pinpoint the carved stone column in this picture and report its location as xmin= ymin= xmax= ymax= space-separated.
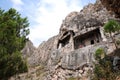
xmin=99 ymin=27 xmax=107 ymax=41
xmin=69 ymin=32 xmax=74 ymax=51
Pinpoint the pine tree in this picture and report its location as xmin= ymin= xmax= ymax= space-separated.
xmin=0 ymin=8 xmax=29 ymax=79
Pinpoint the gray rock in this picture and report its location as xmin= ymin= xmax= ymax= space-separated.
xmin=113 ymin=56 xmax=120 ymax=71
xmin=28 ymin=35 xmax=59 ymax=66
xmin=21 ymin=40 xmax=36 ymax=58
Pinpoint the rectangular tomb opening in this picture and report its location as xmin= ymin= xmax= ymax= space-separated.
xmin=74 ymin=28 xmax=102 ymax=49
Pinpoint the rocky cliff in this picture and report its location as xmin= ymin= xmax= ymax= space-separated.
xmin=21 ymin=40 xmax=36 ymax=58
xmin=10 ymin=0 xmax=120 ymax=80
xmin=60 ymin=0 xmax=115 ymax=33
xmin=28 ymin=35 xmax=59 ymax=66
xmin=28 ymin=0 xmax=118 ymax=67
xmin=100 ymin=0 xmax=120 ymax=18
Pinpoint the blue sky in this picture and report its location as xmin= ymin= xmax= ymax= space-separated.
xmin=0 ymin=0 xmax=96 ymax=47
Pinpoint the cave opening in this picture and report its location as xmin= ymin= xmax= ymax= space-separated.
xmin=74 ymin=28 xmax=102 ymax=49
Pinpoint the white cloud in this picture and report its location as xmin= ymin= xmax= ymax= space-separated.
xmin=28 ymin=0 xmax=83 ymax=47
xmin=11 ymin=0 xmax=23 ymax=5
xmin=10 ymin=0 xmax=24 ymax=11
xmin=9 ymin=0 xmax=96 ymax=47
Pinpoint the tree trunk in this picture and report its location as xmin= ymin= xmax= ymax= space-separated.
xmin=110 ymin=33 xmax=118 ymax=49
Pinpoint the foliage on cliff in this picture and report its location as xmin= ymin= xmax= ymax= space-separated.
xmin=104 ymin=20 xmax=120 ymax=49
xmin=0 ymin=8 xmax=29 ymax=79
xmin=92 ymin=48 xmax=120 ymax=80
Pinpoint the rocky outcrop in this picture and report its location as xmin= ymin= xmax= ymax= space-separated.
xmin=28 ymin=35 xmax=59 ymax=66
xmin=27 ymin=0 xmax=119 ymax=68
xmin=21 ymin=40 xmax=36 ymax=58
xmin=100 ymin=0 xmax=120 ymax=18
xmin=49 ymin=44 xmax=107 ymax=69
xmin=60 ymin=0 xmax=116 ymax=34
xmin=44 ymin=44 xmax=107 ymax=80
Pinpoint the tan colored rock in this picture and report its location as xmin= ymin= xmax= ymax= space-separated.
xmin=79 ymin=70 xmax=83 ymax=74
xmin=21 ymin=40 xmax=36 ymax=57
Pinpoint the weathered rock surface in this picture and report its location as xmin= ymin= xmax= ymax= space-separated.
xmin=100 ymin=0 xmax=120 ymax=18
xmin=28 ymin=35 xmax=59 ymax=66
xmin=49 ymin=44 xmax=107 ymax=69
xmin=60 ymin=0 xmax=116 ymax=34
xmin=21 ymin=40 xmax=36 ymax=58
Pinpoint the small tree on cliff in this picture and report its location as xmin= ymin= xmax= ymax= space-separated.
xmin=0 ymin=8 xmax=29 ymax=79
xmin=104 ymin=20 xmax=120 ymax=49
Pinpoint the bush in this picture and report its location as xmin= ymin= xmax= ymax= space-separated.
xmin=92 ymin=48 xmax=120 ymax=80
xmin=0 ymin=52 xmax=28 ymax=79
xmin=116 ymin=39 xmax=120 ymax=45
xmin=95 ymin=48 xmax=105 ymax=60
xmin=92 ymin=59 xmax=115 ymax=80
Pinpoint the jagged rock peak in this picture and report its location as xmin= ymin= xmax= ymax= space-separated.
xmin=28 ymin=35 xmax=59 ymax=66
xmin=100 ymin=0 xmax=120 ymax=18
xmin=21 ymin=40 xmax=36 ymax=57
xmin=60 ymin=0 xmax=115 ymax=34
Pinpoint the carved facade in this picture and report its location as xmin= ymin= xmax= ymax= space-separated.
xmin=57 ymin=26 xmax=107 ymax=53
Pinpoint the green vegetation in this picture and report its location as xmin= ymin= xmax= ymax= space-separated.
xmin=0 ymin=8 xmax=29 ymax=79
xmin=92 ymin=48 xmax=120 ymax=80
xmin=104 ymin=20 xmax=120 ymax=49
xmin=95 ymin=48 xmax=105 ymax=60
xmin=93 ymin=20 xmax=120 ymax=79
xmin=116 ymin=39 xmax=120 ymax=46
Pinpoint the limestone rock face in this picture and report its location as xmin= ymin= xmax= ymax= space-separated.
xmin=28 ymin=35 xmax=59 ymax=66
xmin=49 ymin=45 xmax=107 ymax=69
xmin=60 ymin=0 xmax=115 ymax=34
xmin=100 ymin=0 xmax=120 ymax=18
xmin=21 ymin=40 xmax=36 ymax=57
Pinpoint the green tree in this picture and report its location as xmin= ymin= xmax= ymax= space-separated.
xmin=0 ymin=8 xmax=29 ymax=79
xmin=104 ymin=20 xmax=120 ymax=49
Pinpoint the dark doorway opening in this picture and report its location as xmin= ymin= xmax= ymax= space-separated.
xmin=91 ymin=40 xmax=94 ymax=44
xmin=57 ymin=35 xmax=70 ymax=48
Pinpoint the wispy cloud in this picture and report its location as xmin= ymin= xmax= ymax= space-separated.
xmin=10 ymin=0 xmax=24 ymax=11
xmin=28 ymin=0 xmax=83 ymax=47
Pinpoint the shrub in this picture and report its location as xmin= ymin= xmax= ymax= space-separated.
xmin=0 ymin=52 xmax=28 ymax=79
xmin=95 ymin=48 xmax=105 ymax=60
xmin=92 ymin=48 xmax=120 ymax=80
